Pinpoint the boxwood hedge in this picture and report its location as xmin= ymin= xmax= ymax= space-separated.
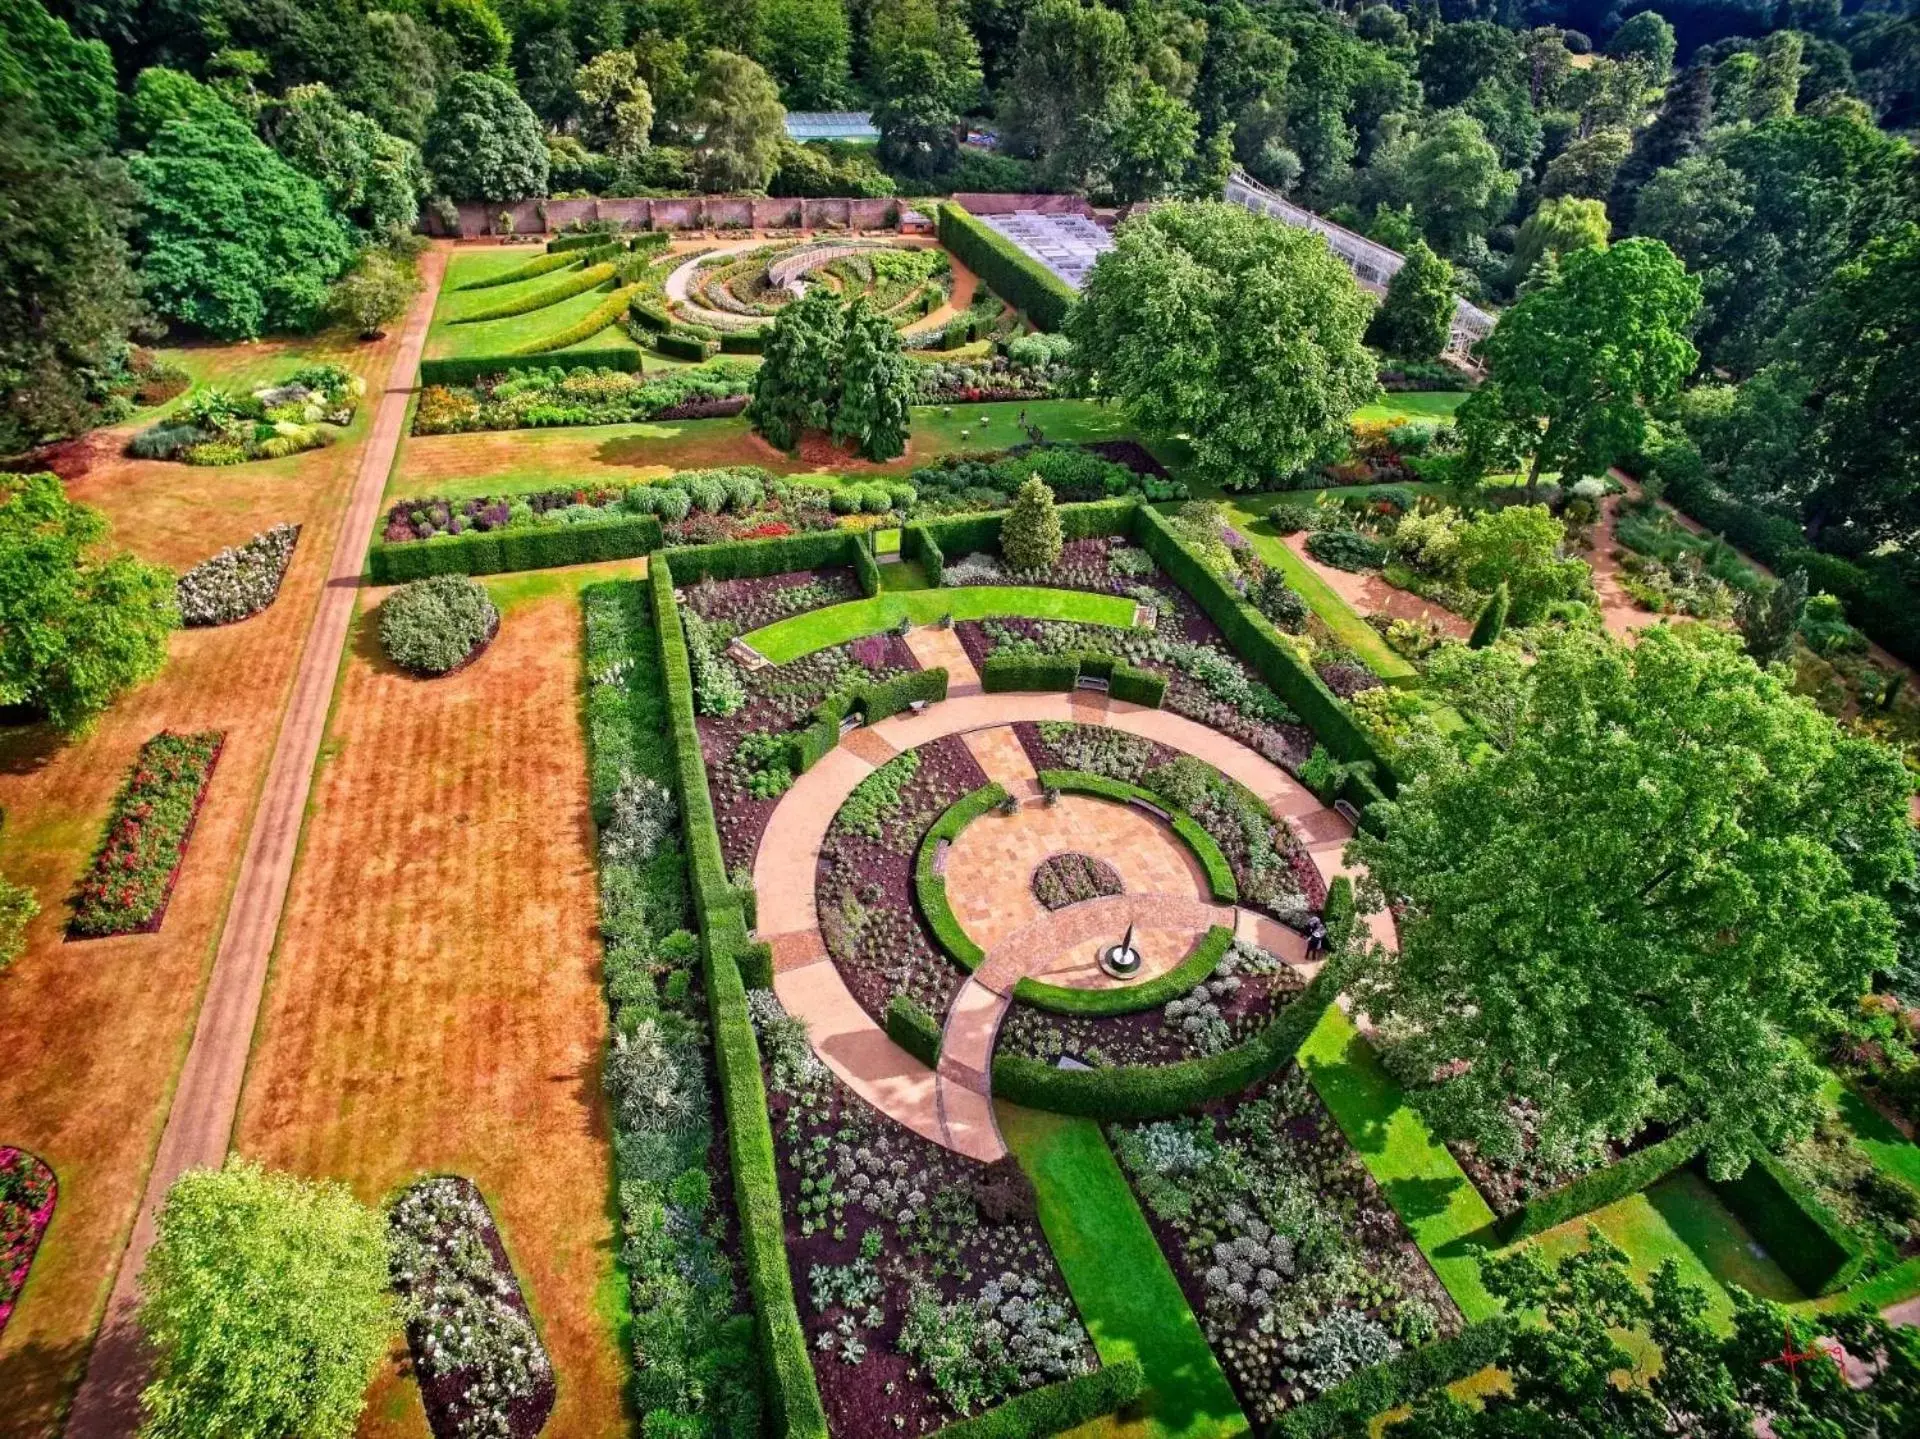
xmin=455 ymin=262 xmax=616 ymax=323
xmin=418 ymin=347 xmax=642 ymax=387
xmin=368 ymin=513 xmax=666 ymax=583
xmin=1708 ymin=1147 xmax=1884 ymax=1296
xmin=1013 ymin=925 xmax=1233 ymax=1016
xmin=787 ymin=669 xmax=952 ymax=774
xmin=912 ymin=782 xmax=1008 ymax=970
xmin=982 ymin=653 xmax=1081 ymax=693
xmin=928 ymin=1360 xmax=1147 ymax=1439
xmin=1494 ymin=1124 xmax=1710 ymax=1242
xmin=886 ymin=992 xmax=944 ymax=1067
xmin=1268 ymin=1318 xmax=1513 ymax=1439
xmin=938 ymin=203 xmax=1078 ymax=333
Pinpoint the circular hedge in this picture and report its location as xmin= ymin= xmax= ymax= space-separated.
xmin=380 ymin=575 xmax=499 ymax=676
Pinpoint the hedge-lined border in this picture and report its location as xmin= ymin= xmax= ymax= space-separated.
xmin=1493 ymin=1124 xmax=1710 ymax=1242
xmin=368 ymin=513 xmax=666 ymax=584
xmin=926 ymin=1358 xmax=1147 ymax=1439
xmin=1038 ymin=770 xmax=1238 ymax=904
xmin=1708 ymin=1147 xmax=1885 ymax=1297
xmin=914 ymin=498 xmax=1139 ymax=570
xmin=902 ymin=521 xmax=946 ymax=585
xmin=651 ymin=558 xmax=829 ymax=1439
xmin=938 ymin=203 xmax=1077 ymax=333
xmin=453 ymin=262 xmax=616 ymax=324
xmin=989 ymin=951 xmax=1350 ymax=1122
xmin=512 ymin=283 xmax=642 ymax=354
xmin=1267 ymin=1317 xmax=1513 ymax=1439
xmin=787 ymin=668 xmax=950 ymax=775
xmin=979 ymin=652 xmax=1166 ymax=708
xmin=417 ymin=347 xmax=642 ymax=387
xmin=458 ymin=249 xmax=583 ymax=290
xmin=912 ymin=782 xmax=1010 ymax=971
xmin=1013 ymin=924 xmax=1233 ymax=1016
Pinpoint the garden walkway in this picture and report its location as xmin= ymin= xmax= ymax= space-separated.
xmin=758 ymin=679 xmax=1378 ymax=1162
xmin=63 ymin=246 xmax=451 ymax=1437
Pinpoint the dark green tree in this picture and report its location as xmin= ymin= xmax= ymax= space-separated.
xmin=874 ymin=46 xmax=963 ymax=180
xmin=1738 ymin=568 xmax=1808 ymax=667
xmin=1607 ymin=11 xmax=1677 ymax=74
xmin=998 ymin=0 xmax=1133 ymax=191
xmin=1467 ymin=581 xmax=1508 ymax=648
xmin=265 ymin=83 xmax=426 ymax=238
xmin=761 ymin=0 xmax=851 ymax=109
xmin=1610 ymin=62 xmax=1712 ymax=227
xmin=832 ymin=299 xmax=912 ymax=461
xmin=690 ymin=49 xmax=785 ymax=192
xmin=424 ymin=70 xmax=549 ymax=202
xmin=1418 ymin=21 xmax=1520 ymax=110
xmin=1367 ymin=240 xmax=1455 ymax=362
xmin=747 ymin=287 xmax=843 ymax=450
xmin=1108 ymin=80 xmax=1200 ymax=203
xmin=1002 ymin=475 xmax=1063 ymax=571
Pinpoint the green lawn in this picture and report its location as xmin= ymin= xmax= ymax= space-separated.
xmin=907 ymin=398 xmax=1140 ymax=451
xmin=742 ymin=585 xmax=1139 ymax=663
xmin=999 ymin=1105 xmax=1247 ymax=1439
xmin=1297 ymin=1006 xmax=1502 ymax=1321
xmin=1825 ymin=1074 xmax=1920 ymax=1193
xmin=428 ymin=262 xmax=642 ymax=361
xmin=1351 ymin=391 xmax=1471 ymax=426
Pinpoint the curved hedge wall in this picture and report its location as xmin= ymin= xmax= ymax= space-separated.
xmin=938 ymin=202 xmax=1078 ymax=333
xmin=913 ymin=782 xmax=1010 ymax=970
xmin=1039 ymin=770 xmax=1237 ymax=903
xmin=1013 ymin=925 xmax=1232 ymax=1016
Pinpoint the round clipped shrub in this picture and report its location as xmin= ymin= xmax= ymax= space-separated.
xmin=654 ymin=486 xmax=692 ymax=522
xmin=379 ymin=575 xmax=499 ymax=676
xmin=859 ymin=485 xmax=891 ymax=514
xmin=829 ymin=487 xmax=860 ymax=515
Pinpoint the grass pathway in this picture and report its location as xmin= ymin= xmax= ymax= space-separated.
xmin=998 ymin=1104 xmax=1247 ymax=1439
xmin=1297 ymin=1006 xmax=1502 ymax=1321
xmin=743 ymin=585 xmax=1139 ymax=663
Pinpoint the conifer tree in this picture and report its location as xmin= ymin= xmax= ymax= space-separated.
xmin=833 ymin=299 xmax=913 ymax=461
xmin=1002 ymin=476 xmax=1064 ymax=572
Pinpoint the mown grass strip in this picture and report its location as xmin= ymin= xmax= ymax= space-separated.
xmin=743 ymin=585 xmax=1137 ymax=663
xmin=998 ymin=1104 xmax=1247 ymax=1439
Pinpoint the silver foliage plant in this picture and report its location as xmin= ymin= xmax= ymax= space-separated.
xmin=601 ymin=774 xmax=676 ymax=865
xmin=176 ymin=523 xmax=299 ymax=627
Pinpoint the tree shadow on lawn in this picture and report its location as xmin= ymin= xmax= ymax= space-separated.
xmin=1 ymin=1331 xmax=129 ymax=1439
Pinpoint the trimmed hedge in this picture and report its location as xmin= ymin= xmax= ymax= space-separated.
xmin=787 ymin=668 xmax=952 ymax=774
xmin=663 ymin=530 xmax=868 ymax=586
xmin=886 ymin=992 xmax=943 ymax=1067
xmin=417 ymin=347 xmax=642 ymax=387
xmin=920 ymin=500 xmax=1139 ymax=568
xmin=460 ymin=249 xmax=582 ymax=290
xmin=720 ymin=330 xmax=767 ymax=354
xmin=852 ymin=538 xmax=882 ymax=597
xmin=368 ymin=513 xmax=666 ymax=583
xmin=548 ymin=230 xmax=613 ymax=252
xmin=1107 ymin=663 xmax=1166 ymax=707
xmin=1268 ymin=1318 xmax=1514 ymax=1439
xmin=512 ymin=284 xmax=641 ymax=354
xmin=651 ymin=558 xmax=830 ymax=1439
xmin=630 ymin=296 xmax=674 ymax=332
xmin=1040 ymin=770 xmax=1237 ymax=903
xmin=939 ymin=202 xmax=1078 ymax=333
xmin=1014 ymin=925 xmax=1232 ymax=1016
xmin=658 ymin=331 xmax=719 ymax=361
xmin=902 ymin=522 xmax=946 ymax=586
xmin=455 ymin=262 xmax=616 ymax=323
xmin=982 ymin=653 xmax=1081 ymax=693
xmin=1131 ymin=506 xmax=1395 ymax=795
xmin=913 ymin=782 xmax=1010 ymax=970
xmin=992 ymin=951 xmax=1349 ymax=1120
xmin=1708 ymin=1148 xmax=1884 ymax=1296
xmin=1494 ymin=1125 xmax=1710 ymax=1242
xmin=928 ymin=1360 xmax=1147 ymax=1439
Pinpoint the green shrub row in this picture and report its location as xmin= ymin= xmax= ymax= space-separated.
xmin=417 ymin=347 xmax=643 ymax=387
xmin=1108 ymin=664 xmax=1166 ymax=707
xmin=663 ymin=530 xmax=867 ymax=586
xmin=658 ymin=330 xmax=719 ymax=361
xmin=367 ymin=513 xmax=665 ymax=583
xmin=720 ymin=330 xmax=767 ymax=354
xmin=927 ymin=1360 xmax=1148 ymax=1439
xmin=1708 ymin=1148 xmax=1885 ymax=1296
xmin=918 ymin=499 xmax=1138 ymax=566
xmin=632 ymin=229 xmax=673 ymax=254
xmin=787 ymin=668 xmax=952 ymax=774
xmin=938 ymin=203 xmax=1078 ymax=332
xmin=901 ymin=522 xmax=946 ymax=586
xmin=1494 ymin=1125 xmax=1710 ymax=1242
xmin=513 ymin=284 xmax=642 ymax=355
xmin=630 ymin=295 xmax=674 ymax=331
xmin=885 ymin=992 xmax=944 ymax=1067
xmin=548 ymin=230 xmax=612 ymax=252
xmin=852 ymin=538 xmax=881 ymax=598
xmin=1268 ymin=1318 xmax=1514 ymax=1439
xmin=1131 ymin=506 xmax=1395 ymax=794
xmin=651 ymin=557 xmax=830 ymax=1439
xmin=1013 ymin=926 xmax=1232 ymax=1016
xmin=455 ymin=262 xmax=616 ymax=324
xmin=1039 ymin=769 xmax=1236 ymax=903
xmin=913 ymin=782 xmax=1010 ymax=970
xmin=981 ymin=653 xmax=1081 ymax=693
xmin=991 ymin=951 xmax=1348 ymax=1121
xmin=460 ymin=249 xmax=583 ymax=290
xmin=906 ymin=307 xmax=999 ymax=352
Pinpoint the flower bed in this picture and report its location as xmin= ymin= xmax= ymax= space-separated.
xmin=70 ymin=731 xmax=224 ymax=938
xmin=176 ymin=523 xmax=299 ymax=627
xmin=411 ymin=359 xmax=757 ymax=434
xmin=389 ymin=1177 xmax=557 ymax=1439
xmin=815 ymin=736 xmax=990 ymax=1023
xmin=907 ymin=448 xmax=1184 ymax=516
xmin=751 ymin=994 xmax=1097 ymax=1438
xmin=1111 ymin=1067 xmax=1459 ymax=1427
xmin=0 ymin=1147 xmax=56 ymax=1340
xmin=1031 ymin=852 xmax=1122 ymax=911
xmin=682 ymin=567 xmax=863 ymax=636
xmin=127 ymin=364 xmax=362 ymax=464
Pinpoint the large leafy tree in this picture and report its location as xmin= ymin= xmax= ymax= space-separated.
xmin=140 ymin=1161 xmax=393 ymax=1439
xmin=761 ymin=0 xmax=852 ymax=109
xmin=0 ymin=473 xmax=176 ymax=734
xmin=424 ymin=69 xmax=549 ymax=203
xmin=689 ymin=48 xmax=785 ymax=193
xmin=1458 ymin=238 xmax=1699 ymax=498
xmin=1069 ymin=201 xmax=1376 ymax=492
xmin=1366 ymin=239 xmax=1454 ymax=362
xmin=1351 ymin=625 xmax=1914 ymax=1178
xmin=264 ymin=83 xmax=426 ymax=238
xmin=573 ymin=49 xmax=654 ymax=163
xmin=128 ymin=71 xmax=355 ymax=339
xmin=747 ymin=287 xmax=844 ymax=451
xmin=1507 ymin=193 xmax=1609 ymax=287
xmin=874 ymin=45 xmax=964 ymax=180
xmin=1107 ymin=80 xmax=1200 ymax=204
xmin=998 ymin=0 xmax=1134 ymax=191
xmin=832 ymin=299 xmax=912 ymax=461
xmin=1372 ymin=110 xmax=1517 ymax=255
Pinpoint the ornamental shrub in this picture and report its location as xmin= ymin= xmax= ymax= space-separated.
xmin=1002 ymin=476 xmax=1063 ymax=571
xmin=378 ymin=575 xmax=498 ymax=676
xmin=1305 ymin=530 xmax=1389 ymax=571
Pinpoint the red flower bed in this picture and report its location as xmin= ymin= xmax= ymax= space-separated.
xmin=0 ymin=1147 xmax=56 ymax=1339
xmin=69 ymin=730 xmax=224 ymax=938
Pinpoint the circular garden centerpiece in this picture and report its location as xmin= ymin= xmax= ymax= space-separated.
xmin=673 ymin=239 xmax=953 ymax=334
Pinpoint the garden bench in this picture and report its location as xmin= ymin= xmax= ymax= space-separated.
xmin=932 ymin=838 xmax=950 ymax=876
xmin=1334 ymin=799 xmax=1362 ymax=827
xmin=1127 ymin=796 xmax=1171 ymax=823
xmin=1075 ymin=675 xmax=1110 ymax=692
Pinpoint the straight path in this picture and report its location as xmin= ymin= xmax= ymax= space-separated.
xmin=64 ymin=246 xmax=450 ymax=1437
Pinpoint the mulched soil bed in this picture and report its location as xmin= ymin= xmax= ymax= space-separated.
xmin=755 ymin=1018 xmax=1096 ymax=1439
xmin=68 ymin=730 xmax=225 ymax=939
xmin=1110 ymin=1068 xmax=1460 ymax=1429
xmin=681 ymin=565 xmax=862 ymax=635
xmin=0 ymin=1147 xmax=57 ymax=1340
xmin=816 ymin=734 xmax=988 ymax=1024
xmin=1031 ymin=851 xmax=1122 ymax=910
xmin=1078 ymin=439 xmax=1171 ymax=478
xmin=389 ymin=1176 xmax=557 ymax=1439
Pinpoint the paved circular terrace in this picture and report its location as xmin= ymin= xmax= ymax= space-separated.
xmin=756 ymin=635 xmax=1399 ymax=1163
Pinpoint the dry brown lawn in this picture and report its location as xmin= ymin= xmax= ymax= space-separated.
xmin=234 ymin=566 xmax=641 ymax=1438
xmin=0 ymin=326 xmax=403 ymax=1438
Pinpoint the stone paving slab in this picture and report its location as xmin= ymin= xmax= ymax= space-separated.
xmin=904 ymin=624 xmax=982 ymax=695
xmin=960 ymin=724 xmax=1038 ymax=795
xmin=975 ymin=893 xmax=1234 ymax=995
xmin=841 ymin=724 xmax=899 ymax=767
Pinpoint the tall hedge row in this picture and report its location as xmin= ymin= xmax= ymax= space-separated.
xmin=1267 ymin=1319 xmax=1513 ymax=1439
xmin=982 ymin=653 xmax=1081 ymax=692
xmin=663 ymin=530 xmax=869 ymax=586
xmin=1708 ymin=1148 xmax=1884 ymax=1296
xmin=919 ymin=499 xmax=1137 ymax=567
xmin=902 ymin=522 xmax=947 ymax=586
xmin=368 ymin=513 xmax=666 ymax=583
xmin=852 ymin=537 xmax=882 ymax=597
xmin=928 ymin=1360 xmax=1148 ymax=1439
xmin=1493 ymin=1125 xmax=1710 ymax=1242
xmin=1130 ymin=506 xmax=1395 ymax=794
xmin=417 ymin=347 xmax=642 ymax=386
xmin=651 ymin=558 xmax=829 ymax=1439
xmin=1037 ymin=769 xmax=1237 ymax=902
xmin=787 ymin=668 xmax=951 ymax=773
xmin=548 ymin=230 xmax=612 ymax=252
xmin=990 ymin=952 xmax=1349 ymax=1120
xmin=938 ymin=203 xmax=1078 ymax=333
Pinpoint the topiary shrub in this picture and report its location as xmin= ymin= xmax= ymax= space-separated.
xmin=379 ymin=575 xmax=499 ymax=676
xmin=1002 ymin=475 xmax=1063 ymax=571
